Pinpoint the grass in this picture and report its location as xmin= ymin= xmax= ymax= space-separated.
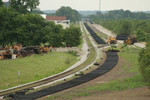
xmin=88 ymin=23 xmax=108 ymax=40
xmin=96 ymin=32 xmax=108 ymax=40
xmin=78 ymin=35 xmax=84 ymax=50
xmin=119 ymin=47 xmax=141 ymax=73
xmin=86 ymin=74 xmax=145 ymax=91
xmin=76 ymin=92 xmax=91 ymax=96
xmin=43 ymin=46 xmax=147 ymax=100
xmin=0 ymin=52 xmax=78 ymax=90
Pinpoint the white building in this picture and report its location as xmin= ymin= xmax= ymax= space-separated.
xmin=40 ymin=14 xmax=70 ymax=29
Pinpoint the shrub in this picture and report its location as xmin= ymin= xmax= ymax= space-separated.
xmin=65 ymin=58 xmax=71 ymax=64
xmin=68 ymin=50 xmax=77 ymax=56
xmin=139 ymin=42 xmax=150 ymax=87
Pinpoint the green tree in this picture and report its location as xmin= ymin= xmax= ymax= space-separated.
xmin=0 ymin=0 xmax=3 ymax=6
xmin=0 ymin=7 xmax=19 ymax=46
xmin=139 ymin=42 xmax=150 ymax=87
xmin=56 ymin=6 xmax=81 ymax=22
xmin=9 ymin=0 xmax=40 ymax=14
xmin=89 ymin=9 xmax=150 ymax=20
xmin=117 ymin=21 xmax=132 ymax=35
xmin=32 ymin=9 xmax=44 ymax=14
xmin=0 ymin=6 xmax=82 ymax=47
xmin=136 ymin=29 xmax=146 ymax=42
xmin=63 ymin=26 xmax=81 ymax=47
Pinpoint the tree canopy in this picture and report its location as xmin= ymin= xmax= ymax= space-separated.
xmin=0 ymin=0 xmax=3 ymax=6
xmin=9 ymin=0 xmax=40 ymax=14
xmin=89 ymin=9 xmax=150 ymax=20
xmin=0 ymin=6 xmax=82 ymax=47
xmin=56 ymin=6 xmax=81 ymax=22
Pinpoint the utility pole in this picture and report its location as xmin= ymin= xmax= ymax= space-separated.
xmin=99 ymin=0 xmax=101 ymax=18
xmin=99 ymin=0 xmax=101 ymax=12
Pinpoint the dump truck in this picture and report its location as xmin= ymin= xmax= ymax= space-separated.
xmin=107 ymin=36 xmax=117 ymax=44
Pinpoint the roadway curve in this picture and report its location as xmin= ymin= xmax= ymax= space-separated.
xmin=12 ymin=51 xmax=118 ymax=100
xmin=10 ymin=22 xmax=119 ymax=100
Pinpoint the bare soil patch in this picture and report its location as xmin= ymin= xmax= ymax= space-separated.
xmin=74 ymin=87 xmax=150 ymax=100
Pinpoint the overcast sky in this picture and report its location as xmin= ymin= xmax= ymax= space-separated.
xmin=3 ymin=0 xmax=150 ymax=11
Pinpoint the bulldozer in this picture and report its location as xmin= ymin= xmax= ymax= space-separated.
xmin=124 ymin=36 xmax=137 ymax=45
xmin=107 ymin=36 xmax=117 ymax=44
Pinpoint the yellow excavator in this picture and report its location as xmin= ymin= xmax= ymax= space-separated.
xmin=107 ymin=36 xmax=117 ymax=44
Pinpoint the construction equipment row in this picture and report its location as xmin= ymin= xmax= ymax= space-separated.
xmin=107 ymin=35 xmax=137 ymax=45
xmin=0 ymin=44 xmax=52 ymax=60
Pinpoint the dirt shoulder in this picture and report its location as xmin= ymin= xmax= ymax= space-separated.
xmin=74 ymin=87 xmax=150 ymax=100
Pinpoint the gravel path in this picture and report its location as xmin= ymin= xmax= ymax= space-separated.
xmin=93 ymin=24 xmax=116 ymax=37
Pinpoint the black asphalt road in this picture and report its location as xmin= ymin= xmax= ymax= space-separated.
xmin=84 ymin=22 xmax=106 ymax=44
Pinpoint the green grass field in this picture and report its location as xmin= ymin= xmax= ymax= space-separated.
xmin=0 ymin=52 xmax=78 ymax=90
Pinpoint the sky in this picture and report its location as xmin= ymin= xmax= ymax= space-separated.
xmin=2 ymin=0 xmax=150 ymax=11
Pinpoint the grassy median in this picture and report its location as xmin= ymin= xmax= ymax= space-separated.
xmin=0 ymin=52 xmax=78 ymax=90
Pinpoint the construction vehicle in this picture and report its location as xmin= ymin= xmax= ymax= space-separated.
xmin=0 ymin=51 xmax=4 ymax=60
xmin=13 ymin=44 xmax=22 ymax=51
xmin=5 ymin=45 xmax=9 ymax=50
xmin=12 ymin=44 xmax=22 ymax=57
xmin=116 ymin=35 xmax=137 ymax=45
xmin=40 ymin=45 xmax=52 ymax=53
xmin=0 ymin=44 xmax=23 ymax=59
xmin=0 ymin=43 xmax=52 ymax=60
xmin=107 ymin=36 xmax=117 ymax=44
xmin=124 ymin=36 xmax=137 ymax=45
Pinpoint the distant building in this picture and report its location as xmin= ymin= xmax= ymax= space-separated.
xmin=40 ymin=14 xmax=70 ymax=29
xmin=40 ymin=14 xmax=46 ymax=19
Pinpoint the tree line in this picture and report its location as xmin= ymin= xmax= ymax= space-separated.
xmin=90 ymin=9 xmax=150 ymax=20
xmin=0 ymin=0 xmax=82 ymax=47
xmin=89 ymin=9 xmax=150 ymax=42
